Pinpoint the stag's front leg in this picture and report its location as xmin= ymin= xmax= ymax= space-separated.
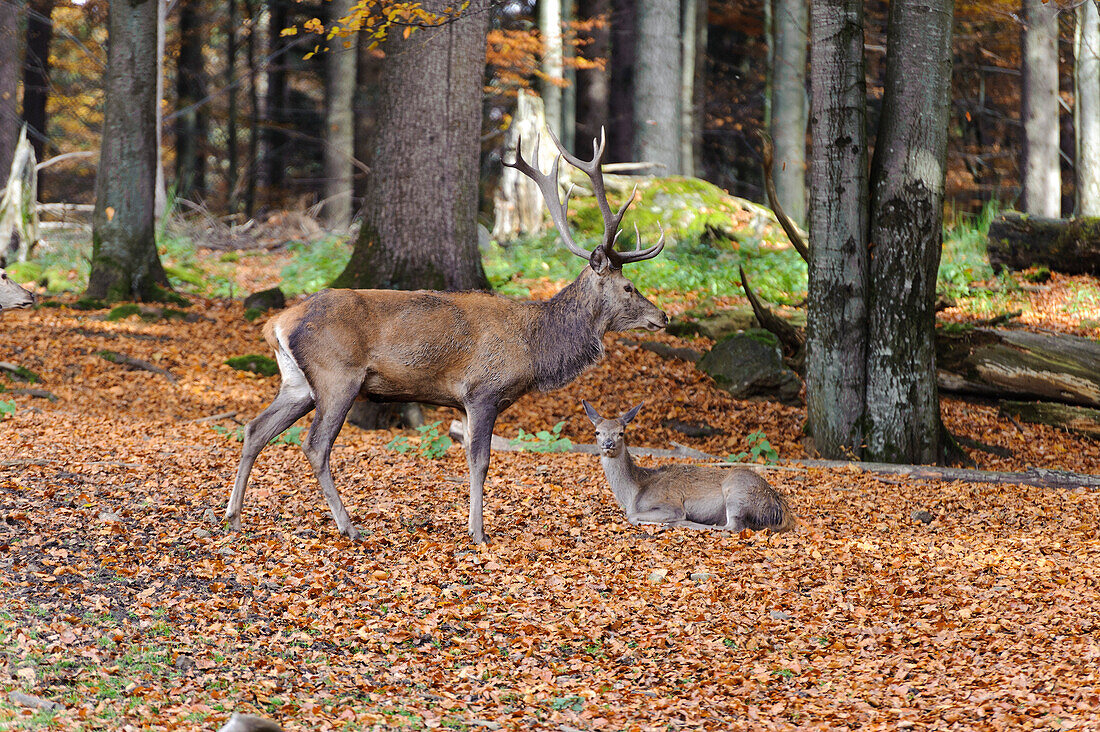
xmin=462 ymin=402 xmax=499 ymax=544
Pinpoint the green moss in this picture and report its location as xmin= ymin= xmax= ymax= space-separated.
xmin=161 ymin=308 xmax=191 ymax=321
xmin=5 ymin=261 xmax=43 ymax=283
xmin=219 ymin=252 xmax=240 ymax=263
xmin=72 ymin=297 xmax=108 ymax=311
xmin=243 ymin=307 xmax=265 ymax=322
xmin=106 ymin=304 xmax=142 ymax=321
xmin=226 ymin=354 xmax=279 ymax=377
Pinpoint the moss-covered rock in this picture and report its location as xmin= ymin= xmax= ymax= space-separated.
xmin=698 ymin=329 xmax=802 ymax=405
xmin=106 ymin=304 xmax=143 ymax=321
xmin=243 ymin=287 xmax=286 ymax=313
xmin=226 ymin=354 xmax=279 ymax=377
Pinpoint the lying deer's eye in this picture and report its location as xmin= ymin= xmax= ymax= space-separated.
xmin=623 ymin=285 xmax=632 ymax=293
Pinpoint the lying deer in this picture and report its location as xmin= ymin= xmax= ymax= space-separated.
xmin=229 ymin=130 xmax=668 ymax=543
xmin=583 ymin=401 xmax=795 ymax=533
xmin=0 ymin=269 xmax=34 ymax=311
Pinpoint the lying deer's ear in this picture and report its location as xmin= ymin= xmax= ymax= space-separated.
xmin=582 ymin=400 xmax=602 ymax=425
xmin=589 ymin=248 xmax=612 ymax=276
xmin=621 ymin=402 xmax=644 ymax=424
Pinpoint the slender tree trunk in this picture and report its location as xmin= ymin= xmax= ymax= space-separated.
xmin=1021 ymin=0 xmax=1061 ymax=217
xmin=0 ymin=0 xmax=23 ymax=179
xmin=562 ymin=0 xmax=576 ymax=152
xmin=540 ymin=0 xmax=564 ymax=143
xmin=633 ymin=0 xmax=681 ymax=173
xmin=864 ymin=0 xmax=953 ymax=464
xmin=679 ymin=0 xmax=696 ymax=177
xmin=87 ymin=0 xmax=170 ymax=302
xmin=245 ymin=0 xmax=260 ymax=216
xmin=1076 ymin=0 xmax=1100 ymax=215
xmin=608 ymin=0 xmax=635 ymax=162
xmin=22 ymin=0 xmax=55 ymax=161
xmin=331 ymin=0 xmax=489 ymax=291
xmin=770 ymin=0 xmax=808 ymax=227
xmin=574 ymin=0 xmax=609 ymax=148
xmin=691 ymin=0 xmax=707 ymax=177
xmin=260 ymin=0 xmax=289 ymax=193
xmin=226 ymin=0 xmax=239 ymax=212
xmin=176 ymin=0 xmax=208 ymax=200
xmin=806 ymin=0 xmax=868 ymax=459
xmin=154 ymin=0 xmax=166 ymax=217
xmin=322 ymin=0 xmax=356 ymax=228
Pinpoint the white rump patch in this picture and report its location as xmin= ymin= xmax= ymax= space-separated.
xmin=274 ymin=324 xmax=315 ymax=401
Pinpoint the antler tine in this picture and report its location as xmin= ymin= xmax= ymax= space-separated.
xmin=503 ymin=134 xmax=594 ymax=261
xmin=611 ymin=221 xmax=666 ymax=265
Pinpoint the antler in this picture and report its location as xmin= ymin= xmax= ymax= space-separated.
xmin=503 ymin=127 xmax=665 ymax=269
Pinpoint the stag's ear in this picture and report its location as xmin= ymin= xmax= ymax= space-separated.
xmin=582 ymin=400 xmax=603 ymax=425
xmin=621 ymin=402 xmax=644 ymax=424
xmin=589 ymin=248 xmax=612 ymax=276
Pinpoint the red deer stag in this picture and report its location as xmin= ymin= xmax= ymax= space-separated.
xmin=228 ymin=130 xmax=668 ymax=543
xmin=0 ymin=269 xmax=34 ymax=311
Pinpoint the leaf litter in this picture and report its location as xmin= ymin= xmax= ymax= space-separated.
xmin=0 ymin=295 xmax=1098 ymax=731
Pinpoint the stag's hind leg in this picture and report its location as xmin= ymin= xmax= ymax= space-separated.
xmin=228 ymin=386 xmax=315 ymax=531
xmin=302 ymin=380 xmax=362 ymax=539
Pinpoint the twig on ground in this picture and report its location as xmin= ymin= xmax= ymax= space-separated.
xmin=98 ymin=350 xmax=177 ymax=382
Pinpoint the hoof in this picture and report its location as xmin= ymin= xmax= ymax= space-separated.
xmin=342 ymin=525 xmax=363 ymax=542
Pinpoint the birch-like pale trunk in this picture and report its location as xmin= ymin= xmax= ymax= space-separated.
xmin=864 ymin=0 xmax=954 ymax=464
xmin=806 ymin=0 xmax=868 ymax=459
xmin=1022 ymin=0 xmax=1062 ymax=217
xmin=633 ymin=0 xmax=681 ymax=173
xmin=154 ymin=0 xmax=166 ymax=218
xmin=540 ymin=0 xmax=564 ymax=143
xmin=1076 ymin=0 xmax=1100 ymax=215
xmin=679 ymin=0 xmax=697 ymax=177
xmin=322 ymin=0 xmax=356 ymax=228
xmin=769 ymin=0 xmax=808 ymax=227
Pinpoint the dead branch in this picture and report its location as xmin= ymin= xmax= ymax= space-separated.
xmin=98 ymin=350 xmax=177 ymax=382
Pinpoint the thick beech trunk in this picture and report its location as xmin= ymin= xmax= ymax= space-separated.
xmin=1021 ymin=0 xmax=1062 ymax=217
xmin=770 ymin=0 xmax=808 ymax=227
xmin=87 ymin=0 xmax=170 ymax=302
xmin=0 ymin=0 xmax=22 ymax=181
xmin=806 ymin=0 xmax=869 ymax=458
xmin=987 ymin=211 xmax=1100 ymax=275
xmin=575 ymin=0 xmax=610 ymax=148
xmin=331 ymin=0 xmax=489 ymax=292
xmin=633 ymin=0 xmax=681 ymax=173
xmin=864 ymin=0 xmax=954 ymax=464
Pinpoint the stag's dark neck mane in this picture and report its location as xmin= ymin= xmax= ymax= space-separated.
xmin=528 ymin=270 xmax=606 ymax=392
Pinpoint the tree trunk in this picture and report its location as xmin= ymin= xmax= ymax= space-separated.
xmin=0 ymin=0 xmax=23 ymax=181
xmin=561 ymin=0 xmax=575 ymax=153
xmin=691 ymin=0 xmax=707 ymax=177
xmin=154 ymin=0 xmax=166 ymax=217
xmin=176 ymin=0 xmax=208 ymax=201
xmin=22 ymin=0 xmax=55 ymax=161
xmin=260 ymin=0 xmax=290 ymax=193
xmin=0 ymin=128 xmax=39 ymax=263
xmin=331 ymin=0 xmax=489 ymax=292
xmin=863 ymin=0 xmax=953 ymax=464
xmin=244 ymin=0 xmax=260 ymax=216
xmin=492 ymin=90 xmax=552 ymax=242
xmin=352 ymin=33 xmax=382 ymax=202
xmin=1076 ymin=0 xmax=1100 ymax=215
xmin=1021 ymin=0 xmax=1062 ymax=217
xmin=608 ymin=0 xmax=635 ymax=163
xmin=633 ymin=0 xmax=680 ymax=173
xmin=87 ymin=0 xmax=170 ymax=302
xmin=806 ymin=0 xmax=869 ymax=459
xmin=574 ymin=0 xmax=610 ymax=149
xmin=986 ymin=211 xmax=1100 ymax=274
xmin=769 ymin=0 xmax=808 ymax=227
xmin=540 ymin=0 xmax=564 ymax=143
xmin=679 ymin=0 xmax=697 ymax=178
xmin=937 ymin=327 xmax=1100 ymax=408
xmin=321 ymin=0 xmax=356 ymax=228
xmin=226 ymin=0 xmax=239 ymax=212
xmin=999 ymin=401 xmax=1100 ymax=440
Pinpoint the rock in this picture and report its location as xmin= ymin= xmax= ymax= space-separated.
xmin=668 ymin=306 xmax=758 ymax=340
xmin=769 ymin=609 xmax=792 ymax=621
xmin=697 ymin=329 xmax=802 ymax=405
xmin=648 ymin=568 xmax=669 ymax=584
xmin=15 ymin=666 xmax=35 ymax=684
xmin=98 ymin=510 xmax=123 ymax=523
xmin=219 ymin=713 xmax=284 ymax=732
xmin=8 ymin=690 xmax=61 ymax=711
xmin=243 ymin=287 xmax=286 ymax=313
xmin=689 ymin=572 xmax=713 ymax=582
xmin=192 ymin=528 xmax=212 ymax=539
xmin=202 ymin=508 xmax=218 ymax=524
xmin=174 ymin=654 xmax=196 ymax=671
xmin=911 ymin=509 xmax=935 ymax=524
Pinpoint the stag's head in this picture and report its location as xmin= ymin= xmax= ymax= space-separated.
xmin=583 ymin=400 xmax=643 ymax=457
xmin=0 ymin=269 xmax=35 ymax=311
xmin=504 ymin=129 xmax=668 ymax=333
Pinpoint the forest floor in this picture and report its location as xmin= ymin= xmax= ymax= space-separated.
xmin=1 ymin=244 xmax=1100 ymax=730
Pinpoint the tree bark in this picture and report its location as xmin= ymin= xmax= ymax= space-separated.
xmin=87 ymin=0 xmax=170 ymax=302
xmin=1076 ymin=0 xmax=1100 ymax=215
xmin=999 ymin=400 xmax=1100 ymax=439
xmin=260 ymin=0 xmax=290 ymax=193
xmin=352 ymin=32 xmax=382 ymax=202
xmin=632 ymin=0 xmax=681 ymax=173
xmin=0 ymin=0 xmax=23 ymax=181
xmin=331 ymin=0 xmax=489 ymax=292
xmin=607 ymin=0 xmax=635 ymax=163
xmin=574 ymin=0 xmax=610 ymax=149
xmin=691 ymin=0 xmax=707 ymax=177
xmin=226 ymin=0 xmax=239 ymax=212
xmin=679 ymin=0 xmax=697 ymax=178
xmin=864 ymin=0 xmax=953 ymax=464
xmin=22 ymin=0 xmax=55 ymax=161
xmin=806 ymin=0 xmax=868 ymax=459
xmin=769 ymin=0 xmax=808 ymax=227
xmin=540 ymin=0 xmax=564 ymax=143
xmin=154 ymin=0 xmax=166 ymax=217
xmin=1021 ymin=0 xmax=1062 ymax=217
xmin=986 ymin=211 xmax=1100 ymax=274
xmin=322 ymin=0 xmax=356 ymax=228
xmin=176 ymin=0 xmax=208 ymax=201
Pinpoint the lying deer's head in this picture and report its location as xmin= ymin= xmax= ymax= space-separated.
xmin=0 ymin=269 xmax=35 ymax=311
xmin=505 ymin=129 xmax=669 ymax=334
xmin=583 ymin=400 xmax=643 ymax=457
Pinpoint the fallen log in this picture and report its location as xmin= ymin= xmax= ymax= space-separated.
xmin=935 ymin=327 xmax=1100 ymax=408
xmin=998 ymin=400 xmax=1100 ymax=439
xmin=987 ymin=211 xmax=1100 ymax=275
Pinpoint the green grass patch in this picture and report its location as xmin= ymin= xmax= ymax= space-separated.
xmin=279 ymin=237 xmax=352 ymax=295
xmin=225 ymin=354 xmax=279 ymax=377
